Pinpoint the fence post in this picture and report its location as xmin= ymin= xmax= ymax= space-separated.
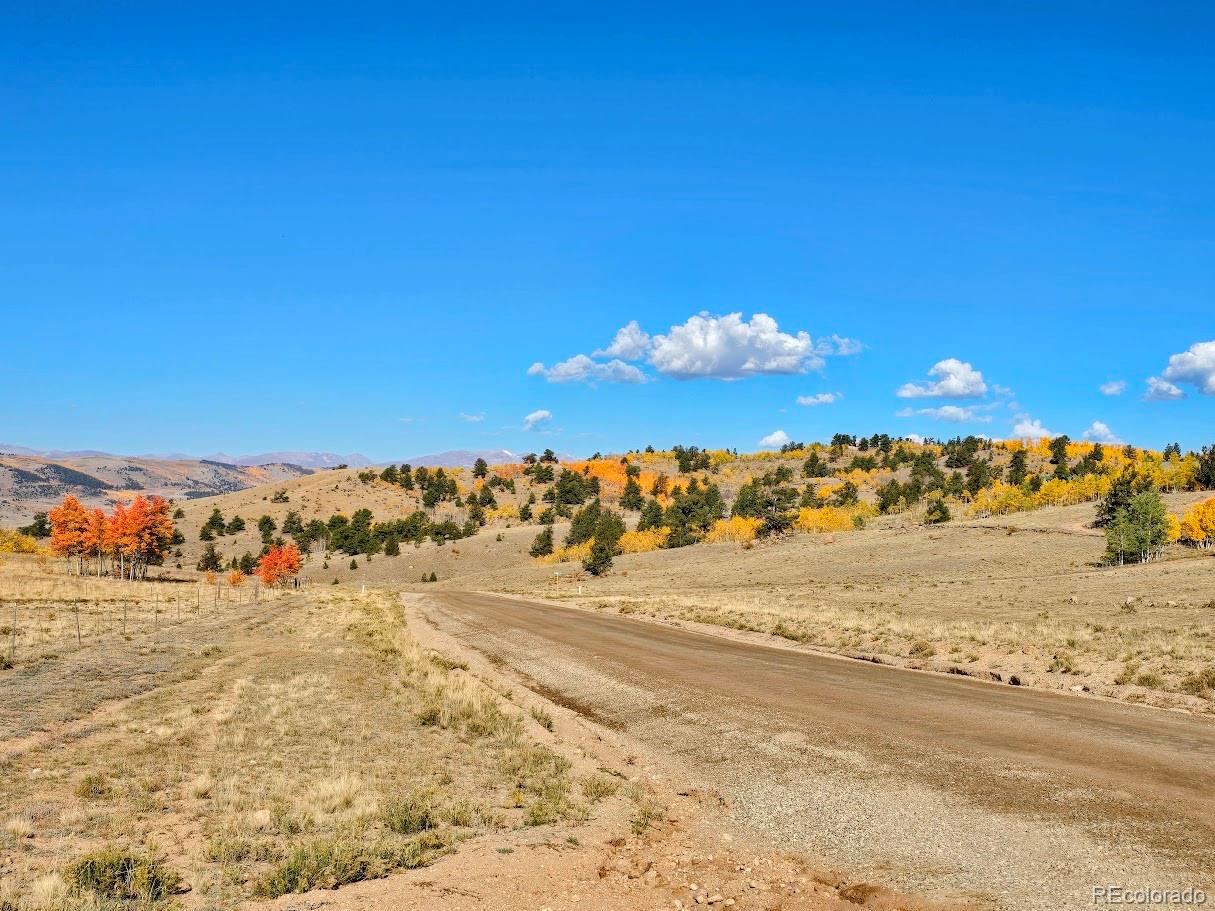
xmin=75 ymin=602 xmax=81 ymax=646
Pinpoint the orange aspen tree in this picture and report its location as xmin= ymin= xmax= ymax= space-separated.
xmin=118 ymin=495 xmax=175 ymax=580
xmin=49 ymin=495 xmax=89 ymax=573
xmin=106 ymin=501 xmax=131 ymax=579
xmin=257 ymin=544 xmax=302 ymax=587
xmin=81 ymin=508 xmax=109 ymax=577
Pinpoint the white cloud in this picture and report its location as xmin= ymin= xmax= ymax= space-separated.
xmin=458 ymin=411 xmax=486 ymax=422
xmin=532 ymin=312 xmax=859 ymax=384
xmin=1158 ymin=340 xmax=1215 ymax=395
xmin=1099 ymin=380 xmax=1127 ymax=396
xmin=649 ymin=312 xmax=853 ymax=380
xmin=906 ymin=433 xmax=926 ymax=444
xmin=523 ymin=409 xmax=552 ymax=431
xmin=527 ymin=354 xmax=647 ymax=385
xmin=1082 ymin=421 xmax=1121 ymax=444
xmin=897 ymin=405 xmax=991 ymax=423
xmin=796 ymin=392 xmax=841 ymax=407
xmin=814 ymin=334 xmax=864 ymax=357
xmin=758 ymin=429 xmax=791 ymax=449
xmin=594 ymin=320 xmax=652 ymax=360
xmin=896 ymin=358 xmax=988 ymax=399
xmin=1012 ymin=415 xmax=1055 ymax=439
xmin=1144 ymin=376 xmax=1185 ymax=401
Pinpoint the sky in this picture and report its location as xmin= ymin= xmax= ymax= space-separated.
xmin=2 ymin=2 xmax=1213 ymax=460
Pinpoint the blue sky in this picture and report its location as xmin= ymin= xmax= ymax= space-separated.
xmin=2 ymin=3 xmax=1213 ymax=459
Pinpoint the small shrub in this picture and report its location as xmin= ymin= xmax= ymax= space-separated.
xmin=74 ymin=773 xmax=110 ymax=800
xmin=524 ymin=800 xmax=561 ymax=826
xmin=382 ymin=791 xmax=437 ymax=835
xmin=205 ymin=834 xmax=273 ymax=864
xmin=64 ymin=846 xmax=181 ymax=901
xmin=1178 ymin=667 xmax=1215 ymax=696
xmin=440 ymin=800 xmax=476 ymax=827
xmin=1049 ymin=652 xmax=1077 ymax=674
xmin=252 ymin=833 xmax=449 ymax=897
xmin=425 ymin=650 xmax=468 ymax=672
xmin=529 ymin=706 xmax=554 ymax=731
xmin=581 ymin=775 xmax=620 ymax=802
xmin=908 ymin=640 xmax=936 ymax=659
xmin=1134 ymin=671 xmax=1164 ymax=689
xmin=630 ymin=799 xmax=666 ymax=835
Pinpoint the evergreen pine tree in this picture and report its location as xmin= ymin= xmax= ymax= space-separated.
xmin=924 ymin=498 xmax=952 ymax=525
xmin=529 ymin=526 xmax=554 ymax=557
xmin=196 ymin=543 xmax=223 ymax=572
xmin=620 ymin=477 xmax=644 ymax=511
xmin=1007 ymin=449 xmax=1028 ymax=486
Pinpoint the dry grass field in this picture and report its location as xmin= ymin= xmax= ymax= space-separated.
xmin=0 ymin=557 xmax=635 ymax=909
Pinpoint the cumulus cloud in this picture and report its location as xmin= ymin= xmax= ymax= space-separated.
xmin=1099 ymin=380 xmax=1127 ymax=396
xmin=1155 ymin=340 xmax=1215 ymax=396
xmin=796 ymin=392 xmax=841 ymax=407
xmin=896 ymin=359 xmax=988 ymax=399
xmin=649 ymin=312 xmax=858 ymax=380
xmin=896 ymin=405 xmax=991 ymax=423
xmin=1144 ymin=376 xmax=1185 ymax=401
xmin=458 ymin=411 xmax=486 ymax=423
xmin=1012 ymin=415 xmax=1054 ymax=439
xmin=523 ymin=409 xmax=552 ymax=431
xmin=758 ymin=429 xmax=791 ymax=449
xmin=594 ymin=320 xmax=652 ymax=360
xmin=531 ymin=312 xmax=859 ymax=384
xmin=1082 ymin=421 xmax=1121 ymax=444
xmin=527 ymin=355 xmax=647 ymax=385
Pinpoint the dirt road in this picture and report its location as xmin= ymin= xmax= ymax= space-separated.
xmin=423 ymin=591 xmax=1215 ymax=911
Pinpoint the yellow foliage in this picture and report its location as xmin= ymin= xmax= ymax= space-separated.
xmin=486 ymin=503 xmax=518 ymax=522
xmin=537 ymin=541 xmax=593 ymax=565
xmin=619 ymin=527 xmax=671 ymax=553
xmin=816 ymin=481 xmax=842 ymax=500
xmin=968 ymin=475 xmax=1111 ymax=518
xmin=703 ymin=516 xmax=763 ymax=544
xmin=1166 ymin=513 xmax=1182 ymax=544
xmin=1179 ymin=497 xmax=1215 ymax=548
xmin=0 ymin=528 xmax=42 ymax=554
xmin=794 ymin=506 xmax=866 ymax=533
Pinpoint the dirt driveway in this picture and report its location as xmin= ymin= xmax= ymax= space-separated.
xmin=422 ymin=591 xmax=1215 ymax=911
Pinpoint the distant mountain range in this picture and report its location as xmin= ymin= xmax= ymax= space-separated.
xmin=0 ymin=451 xmax=311 ymax=525
xmin=0 ymin=444 xmax=372 ymax=470
xmin=0 ymin=444 xmax=548 ymax=471
xmin=0 ymin=444 xmax=573 ymax=523
xmin=399 ymin=449 xmax=519 ymax=468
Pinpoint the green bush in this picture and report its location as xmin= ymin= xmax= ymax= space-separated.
xmin=381 ymin=790 xmax=437 ymax=834
xmin=252 ymin=833 xmax=450 ymax=897
xmin=64 ymin=846 xmax=181 ymax=901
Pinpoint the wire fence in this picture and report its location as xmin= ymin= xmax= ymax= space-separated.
xmin=0 ymin=563 xmax=308 ymax=668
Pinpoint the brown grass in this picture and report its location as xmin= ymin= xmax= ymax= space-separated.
xmin=0 ymin=556 xmax=608 ymax=908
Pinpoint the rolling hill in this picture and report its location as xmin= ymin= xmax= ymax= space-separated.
xmin=0 ymin=452 xmax=312 ymax=524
